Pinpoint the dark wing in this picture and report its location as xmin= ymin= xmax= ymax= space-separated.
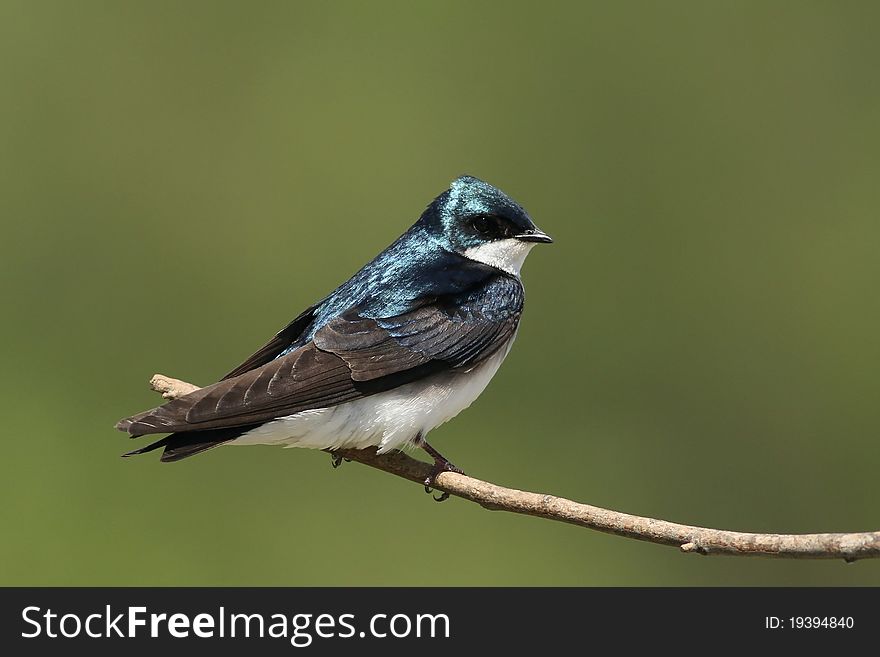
xmin=117 ymin=275 xmax=523 ymax=438
xmin=220 ymin=242 xmax=500 ymax=381
xmin=221 ymin=305 xmax=317 ymax=380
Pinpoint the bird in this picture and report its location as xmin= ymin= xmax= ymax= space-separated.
xmin=116 ymin=175 xmax=551 ymax=498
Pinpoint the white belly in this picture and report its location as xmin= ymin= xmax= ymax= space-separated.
xmin=232 ymin=335 xmax=515 ymax=453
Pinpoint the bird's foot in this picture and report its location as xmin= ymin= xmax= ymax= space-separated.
xmin=414 ymin=437 xmax=464 ymax=502
xmin=423 ymin=459 xmax=464 ymax=503
xmin=329 ymin=453 xmax=351 ymax=469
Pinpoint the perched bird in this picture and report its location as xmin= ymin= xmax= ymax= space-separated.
xmin=117 ymin=175 xmax=551 ymax=496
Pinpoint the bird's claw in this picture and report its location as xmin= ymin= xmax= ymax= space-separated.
xmin=330 ymin=454 xmax=351 ymax=469
xmin=422 ymin=482 xmax=450 ymax=503
xmin=423 ymin=461 xmax=464 ymax=503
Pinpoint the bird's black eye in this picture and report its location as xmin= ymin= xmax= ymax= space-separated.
xmin=471 ymin=214 xmax=498 ymax=237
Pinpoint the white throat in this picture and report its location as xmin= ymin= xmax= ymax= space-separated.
xmin=462 ymin=238 xmax=535 ymax=276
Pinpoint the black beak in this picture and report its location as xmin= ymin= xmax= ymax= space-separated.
xmin=515 ymin=229 xmax=553 ymax=244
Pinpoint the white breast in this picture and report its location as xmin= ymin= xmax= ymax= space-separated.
xmin=232 ymin=333 xmax=517 ymax=454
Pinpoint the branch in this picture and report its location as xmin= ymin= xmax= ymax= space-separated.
xmin=147 ymin=374 xmax=880 ymax=561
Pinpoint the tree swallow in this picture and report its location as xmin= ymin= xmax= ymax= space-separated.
xmin=116 ymin=175 xmax=551 ymax=495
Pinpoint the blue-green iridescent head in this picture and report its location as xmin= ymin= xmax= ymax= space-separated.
xmin=418 ymin=176 xmax=551 ymax=275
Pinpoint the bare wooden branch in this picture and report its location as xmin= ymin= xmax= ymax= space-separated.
xmin=145 ymin=374 xmax=880 ymax=562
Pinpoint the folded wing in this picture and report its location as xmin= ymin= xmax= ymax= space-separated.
xmin=117 ymin=274 xmax=523 ymax=439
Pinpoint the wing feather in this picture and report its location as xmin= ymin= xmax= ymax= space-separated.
xmin=118 ymin=275 xmax=523 ymax=438
xmin=221 ymin=305 xmax=318 ymax=380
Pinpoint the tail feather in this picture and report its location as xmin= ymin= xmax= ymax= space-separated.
xmin=121 ymin=424 xmax=261 ymax=462
xmin=121 ymin=435 xmax=171 ymax=457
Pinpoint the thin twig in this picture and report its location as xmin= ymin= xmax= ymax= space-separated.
xmin=145 ymin=374 xmax=880 ymax=561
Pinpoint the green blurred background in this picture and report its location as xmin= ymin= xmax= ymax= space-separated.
xmin=1 ymin=1 xmax=878 ymax=586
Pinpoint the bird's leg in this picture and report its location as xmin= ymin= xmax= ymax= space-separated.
xmin=328 ymin=452 xmax=350 ymax=469
xmin=419 ymin=438 xmax=464 ymax=503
